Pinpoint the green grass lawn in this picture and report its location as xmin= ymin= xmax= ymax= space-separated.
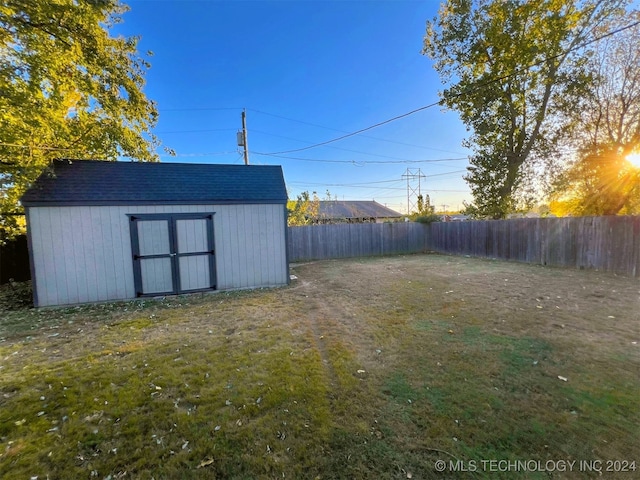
xmin=1 ymin=254 xmax=638 ymax=479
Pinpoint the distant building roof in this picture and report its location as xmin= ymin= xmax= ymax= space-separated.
xmin=448 ymin=214 xmax=471 ymax=221
xmin=21 ymin=160 xmax=288 ymax=206
xmin=317 ymin=201 xmax=402 ymax=220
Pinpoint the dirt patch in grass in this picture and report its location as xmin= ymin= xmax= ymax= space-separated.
xmin=1 ymin=254 xmax=639 ymax=479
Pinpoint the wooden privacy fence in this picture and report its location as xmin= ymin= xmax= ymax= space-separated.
xmin=288 ymin=222 xmax=430 ymax=262
xmin=430 ymin=216 xmax=640 ymax=277
xmin=288 ymin=216 xmax=640 ymax=277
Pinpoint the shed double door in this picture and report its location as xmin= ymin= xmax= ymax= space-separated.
xmin=129 ymin=213 xmax=216 ymax=297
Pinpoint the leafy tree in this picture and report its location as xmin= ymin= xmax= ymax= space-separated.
xmin=287 ymin=191 xmax=320 ymax=226
xmin=550 ymin=153 xmax=640 ymax=215
xmin=551 ymin=13 xmax=640 ymax=215
xmin=416 ymin=194 xmax=435 ymax=216
xmin=410 ymin=194 xmax=441 ymax=223
xmin=0 ymin=0 xmax=159 ymax=238
xmin=423 ymin=0 xmax=629 ymax=219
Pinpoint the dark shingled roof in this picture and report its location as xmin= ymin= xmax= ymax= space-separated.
xmin=317 ymin=201 xmax=402 ymax=219
xmin=21 ymin=160 xmax=288 ymax=206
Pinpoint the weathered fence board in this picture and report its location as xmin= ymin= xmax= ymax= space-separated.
xmin=288 ymin=223 xmax=430 ymax=262
xmin=430 ymin=216 xmax=640 ymax=277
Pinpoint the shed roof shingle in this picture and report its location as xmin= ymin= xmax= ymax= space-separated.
xmin=21 ymin=160 xmax=288 ymax=206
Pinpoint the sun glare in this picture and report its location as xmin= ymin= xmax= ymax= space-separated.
xmin=626 ymin=153 xmax=640 ymax=168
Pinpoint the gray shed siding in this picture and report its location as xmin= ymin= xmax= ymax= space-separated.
xmin=27 ymin=203 xmax=287 ymax=307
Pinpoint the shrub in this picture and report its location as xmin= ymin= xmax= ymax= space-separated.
xmin=413 ymin=214 xmax=442 ymax=224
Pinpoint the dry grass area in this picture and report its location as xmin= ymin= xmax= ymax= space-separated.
xmin=1 ymin=254 xmax=639 ymax=479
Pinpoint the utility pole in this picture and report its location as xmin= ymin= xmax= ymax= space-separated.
xmin=401 ymin=168 xmax=426 ymax=214
xmin=240 ymin=109 xmax=249 ymax=165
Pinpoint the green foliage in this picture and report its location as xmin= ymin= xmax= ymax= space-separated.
xmin=551 ymin=150 xmax=640 ymax=216
xmin=0 ymin=0 xmax=159 ymax=238
xmin=423 ymin=0 xmax=628 ymax=219
xmin=416 ymin=193 xmax=434 ymax=215
xmin=413 ymin=213 xmax=442 ymax=224
xmin=287 ymin=190 xmax=320 ymax=226
xmin=409 ymin=194 xmax=440 ymax=223
xmin=551 ymin=13 xmax=640 ymax=216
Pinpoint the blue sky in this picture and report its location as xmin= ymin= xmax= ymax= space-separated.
xmin=115 ymin=0 xmax=473 ymax=214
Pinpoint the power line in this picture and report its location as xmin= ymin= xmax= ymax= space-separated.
xmin=6 ymin=20 xmax=636 ymax=169
xmin=265 ymin=103 xmax=441 ymax=155
xmin=424 ymin=189 xmax=469 ymax=193
xmin=261 ymin=19 xmax=640 ymax=156
xmin=158 ymin=151 xmax=239 ymax=158
xmin=0 ymin=142 xmax=241 ymax=162
xmin=288 ymin=170 xmax=466 ymax=192
xmin=301 ymin=170 xmax=463 ymax=191
xmin=254 ymin=151 xmax=467 ymax=164
xmin=289 ymin=183 xmax=404 ymax=191
xmin=306 ymin=184 xmax=404 ymax=191
xmin=159 ymin=107 xmax=242 ymax=112
xmin=248 ymin=108 xmax=466 ymax=155
xmin=252 ymin=129 xmax=466 ymax=162
xmin=426 ymin=170 xmax=467 ymax=177
xmin=0 ymin=142 xmax=86 ymax=152
xmin=154 ymin=128 xmax=236 ymax=134
xmin=289 ymin=179 xmax=404 ymax=186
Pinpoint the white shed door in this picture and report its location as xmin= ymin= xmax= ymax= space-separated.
xmin=129 ymin=213 xmax=216 ymax=297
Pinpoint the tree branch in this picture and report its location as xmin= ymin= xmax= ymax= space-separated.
xmin=11 ymin=14 xmax=72 ymax=48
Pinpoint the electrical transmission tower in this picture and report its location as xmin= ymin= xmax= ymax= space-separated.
xmin=401 ymin=168 xmax=426 ymax=214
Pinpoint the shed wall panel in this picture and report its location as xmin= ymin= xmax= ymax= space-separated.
xmin=28 ymin=203 xmax=288 ymax=306
xmin=79 ymin=207 xmax=98 ymax=301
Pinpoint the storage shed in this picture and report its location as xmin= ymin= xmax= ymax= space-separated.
xmin=21 ymin=160 xmax=289 ymax=307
